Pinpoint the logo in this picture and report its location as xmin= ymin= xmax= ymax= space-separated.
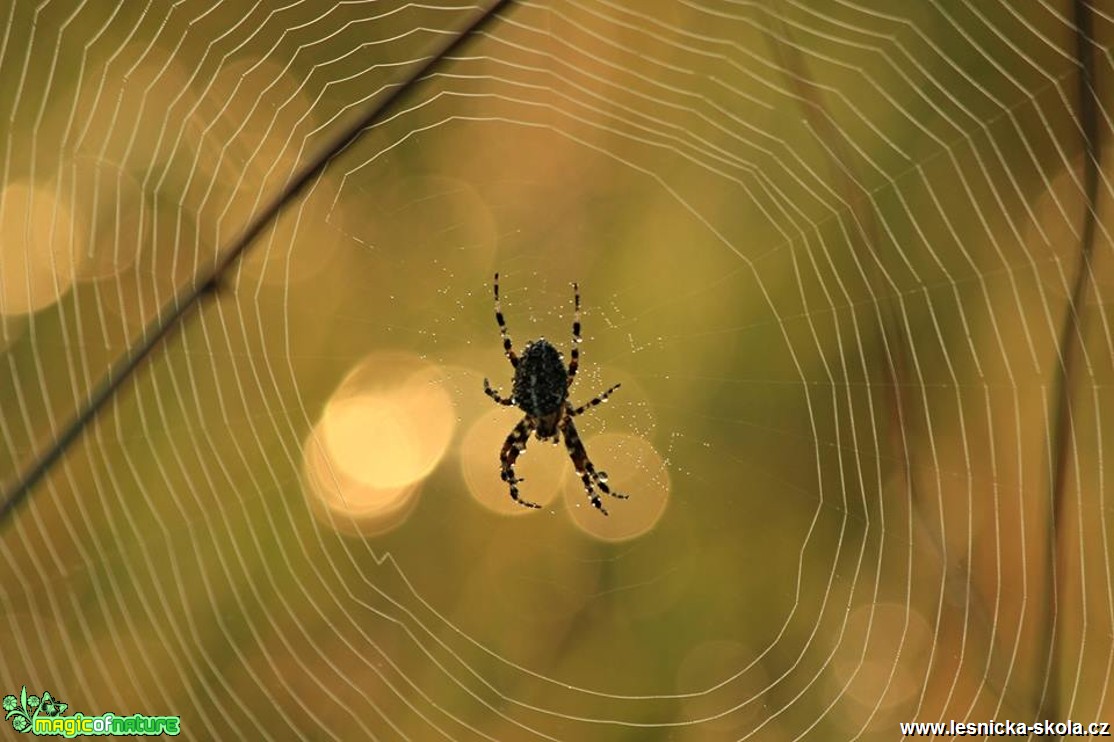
xmin=3 ymin=687 xmax=180 ymax=737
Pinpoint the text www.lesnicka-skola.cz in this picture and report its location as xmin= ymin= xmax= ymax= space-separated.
xmin=899 ymin=720 xmax=1111 ymax=736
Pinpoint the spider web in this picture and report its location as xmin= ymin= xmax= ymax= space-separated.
xmin=1 ymin=0 xmax=1111 ymax=738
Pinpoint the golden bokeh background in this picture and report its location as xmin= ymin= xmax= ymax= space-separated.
xmin=1 ymin=1 xmax=1112 ymax=739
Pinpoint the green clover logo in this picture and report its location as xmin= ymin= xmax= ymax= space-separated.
xmin=39 ymin=692 xmax=66 ymax=718
xmin=3 ymin=686 xmax=65 ymax=734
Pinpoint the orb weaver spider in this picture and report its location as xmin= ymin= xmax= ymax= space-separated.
xmin=483 ymin=273 xmax=628 ymax=514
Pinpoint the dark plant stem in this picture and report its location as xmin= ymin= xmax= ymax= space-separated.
xmin=0 ymin=0 xmax=516 ymax=524
xmin=1039 ymin=0 xmax=1099 ymax=734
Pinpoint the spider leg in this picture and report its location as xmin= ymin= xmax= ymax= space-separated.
xmin=561 ymin=415 xmax=626 ymax=514
xmin=483 ymin=378 xmax=514 ymax=406
xmin=501 ymin=417 xmax=540 ymax=509
xmin=568 ymin=281 xmax=581 ymax=384
xmin=569 ymin=383 xmax=621 ymax=417
xmin=493 ymin=272 xmax=518 ymax=368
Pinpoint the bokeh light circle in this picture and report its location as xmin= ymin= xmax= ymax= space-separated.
xmin=302 ymin=353 xmax=455 ymax=535
xmin=0 ymin=181 xmax=82 ymax=316
xmin=564 ymin=432 xmax=670 ymax=540
xmin=460 ymin=410 xmax=566 ymax=515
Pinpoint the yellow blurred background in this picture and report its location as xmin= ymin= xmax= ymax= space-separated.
xmin=1 ymin=1 xmax=1112 ymax=739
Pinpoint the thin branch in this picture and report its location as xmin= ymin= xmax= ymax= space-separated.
xmin=1039 ymin=0 xmax=1100 ymax=728
xmin=0 ymin=0 xmax=517 ymax=524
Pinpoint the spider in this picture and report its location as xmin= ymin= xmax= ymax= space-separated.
xmin=483 ymin=273 xmax=628 ymax=515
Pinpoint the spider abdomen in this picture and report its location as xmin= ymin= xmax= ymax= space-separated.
xmin=513 ymin=339 xmax=568 ymax=419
